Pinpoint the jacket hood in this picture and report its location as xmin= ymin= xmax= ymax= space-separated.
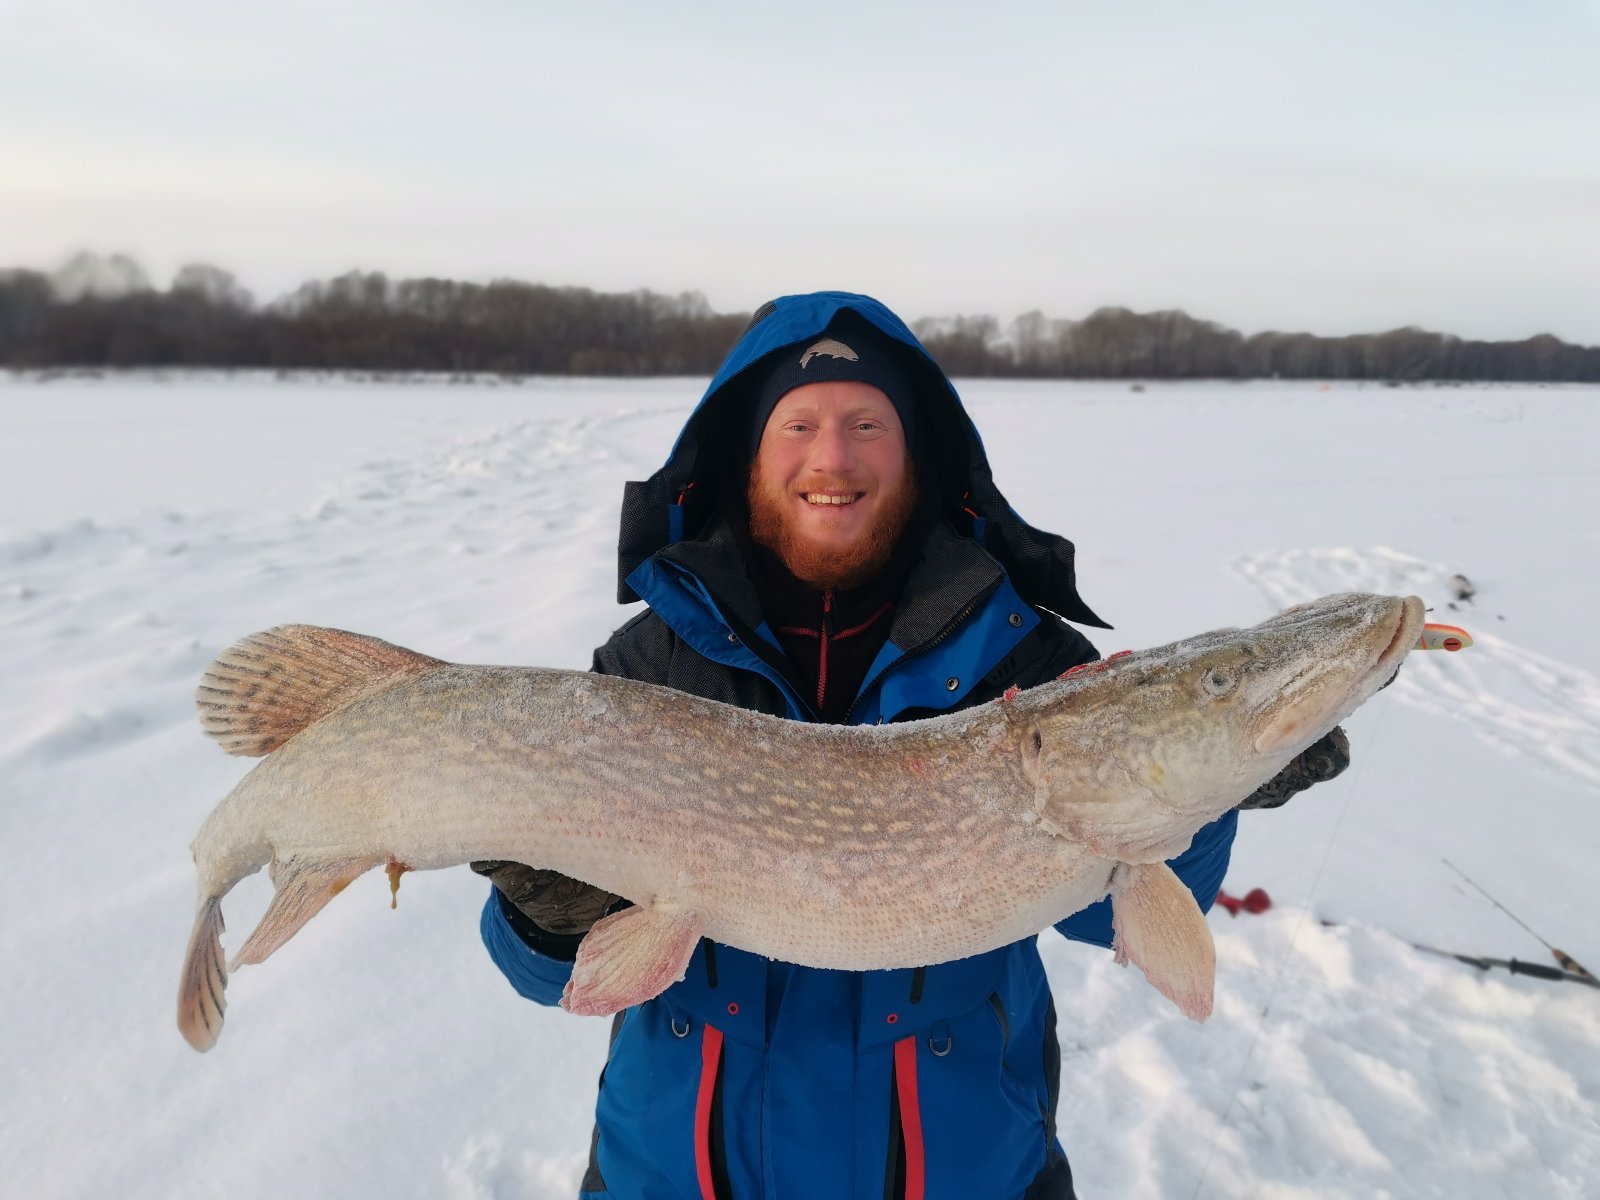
xmin=615 ymin=289 xmax=1109 ymax=629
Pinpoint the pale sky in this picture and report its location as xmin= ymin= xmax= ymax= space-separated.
xmin=4 ymin=1 xmax=1598 ymax=341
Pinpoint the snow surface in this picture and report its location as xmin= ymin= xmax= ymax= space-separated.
xmin=2 ymin=374 xmax=1597 ymax=1199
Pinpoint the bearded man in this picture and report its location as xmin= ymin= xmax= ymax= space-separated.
xmin=474 ymin=292 xmax=1347 ymax=1200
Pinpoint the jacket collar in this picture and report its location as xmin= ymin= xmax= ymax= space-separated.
xmin=652 ymin=513 xmax=1005 ymax=661
xmin=632 ymin=512 xmax=1039 ymax=725
xmin=886 ymin=520 xmax=1004 ymax=651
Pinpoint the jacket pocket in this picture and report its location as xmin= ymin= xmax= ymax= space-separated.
xmin=592 ymin=1003 xmax=735 ymax=1199
xmin=989 ymin=990 xmax=1046 ymax=1118
xmin=885 ymin=996 xmax=1051 ymax=1199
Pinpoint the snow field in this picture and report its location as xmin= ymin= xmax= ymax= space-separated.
xmin=1 ymin=375 xmax=1596 ymax=1198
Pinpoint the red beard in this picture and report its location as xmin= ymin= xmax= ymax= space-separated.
xmin=746 ymin=465 xmax=920 ymax=590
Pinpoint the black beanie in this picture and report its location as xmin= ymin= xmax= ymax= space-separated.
xmin=747 ymin=316 xmax=916 ymax=459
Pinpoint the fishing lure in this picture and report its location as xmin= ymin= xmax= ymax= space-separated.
xmin=1416 ymin=622 xmax=1472 ymax=651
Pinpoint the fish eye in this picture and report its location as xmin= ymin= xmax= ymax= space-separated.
xmin=1200 ymin=667 xmax=1237 ymax=698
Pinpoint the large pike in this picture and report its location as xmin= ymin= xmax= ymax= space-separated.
xmin=178 ymin=592 xmax=1423 ymax=1051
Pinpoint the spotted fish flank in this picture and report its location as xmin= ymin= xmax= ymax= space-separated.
xmin=176 ymin=592 xmax=1423 ymax=1051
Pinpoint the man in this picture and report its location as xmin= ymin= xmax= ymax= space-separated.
xmin=475 ymin=292 xmax=1347 ymax=1199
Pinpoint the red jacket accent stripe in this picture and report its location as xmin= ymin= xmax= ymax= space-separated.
xmin=695 ymin=1024 xmax=725 ymax=1200
xmin=834 ymin=601 xmax=894 ymax=640
xmin=894 ymin=1035 xmax=926 ymax=1200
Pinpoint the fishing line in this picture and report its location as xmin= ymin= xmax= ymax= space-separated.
xmin=1441 ymin=857 xmax=1596 ymax=981
xmin=1187 ymin=687 xmax=1396 ymax=1200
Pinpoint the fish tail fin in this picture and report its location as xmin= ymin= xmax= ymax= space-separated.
xmin=195 ymin=625 xmax=444 ymax=757
xmin=231 ymin=855 xmax=382 ymax=969
xmin=177 ymin=896 xmax=227 ymax=1052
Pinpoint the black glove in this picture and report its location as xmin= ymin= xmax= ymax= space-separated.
xmin=470 ymin=860 xmax=622 ymax=937
xmin=1239 ymin=726 xmax=1351 ymax=810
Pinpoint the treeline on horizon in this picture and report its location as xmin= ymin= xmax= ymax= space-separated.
xmin=3 ymin=252 xmax=1597 ymax=382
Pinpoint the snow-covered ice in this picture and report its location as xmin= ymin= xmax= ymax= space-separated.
xmin=2 ymin=374 xmax=1597 ymax=1198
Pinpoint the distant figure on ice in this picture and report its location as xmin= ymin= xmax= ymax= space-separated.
xmin=1450 ymin=573 xmax=1476 ymax=603
xmin=472 ymin=292 xmax=1350 ymax=1199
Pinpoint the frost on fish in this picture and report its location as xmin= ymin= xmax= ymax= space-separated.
xmin=177 ymin=593 xmax=1424 ymax=1051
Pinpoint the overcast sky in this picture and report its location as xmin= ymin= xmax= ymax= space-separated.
xmin=4 ymin=1 xmax=1598 ymax=341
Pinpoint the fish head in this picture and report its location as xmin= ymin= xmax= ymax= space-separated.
xmin=1023 ymin=593 xmax=1423 ymax=844
xmin=1237 ymin=592 xmax=1423 ymax=755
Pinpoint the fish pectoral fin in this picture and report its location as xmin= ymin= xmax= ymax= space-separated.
xmin=177 ymin=896 xmax=227 ymax=1052
xmin=561 ymin=901 xmax=704 ymax=1017
xmin=230 ymin=855 xmax=382 ymax=970
xmin=1109 ymin=861 xmax=1216 ymax=1021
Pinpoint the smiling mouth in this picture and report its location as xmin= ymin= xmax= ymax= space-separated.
xmin=803 ymin=492 xmax=863 ymax=507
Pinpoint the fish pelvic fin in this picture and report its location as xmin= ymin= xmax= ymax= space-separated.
xmin=1109 ymin=861 xmax=1216 ymax=1021
xmin=561 ymin=901 xmax=704 ymax=1017
xmin=178 ymin=896 xmax=227 ymax=1052
xmin=231 ymin=855 xmax=382 ymax=970
xmin=195 ymin=625 xmax=444 ymax=756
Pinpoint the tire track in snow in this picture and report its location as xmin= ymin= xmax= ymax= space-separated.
xmin=1236 ymin=547 xmax=1600 ymax=788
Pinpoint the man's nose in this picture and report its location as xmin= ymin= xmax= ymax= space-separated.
xmin=806 ymin=424 xmax=855 ymax=474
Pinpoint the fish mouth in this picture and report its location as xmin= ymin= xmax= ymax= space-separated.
xmin=1253 ymin=594 xmax=1425 ymax=754
xmin=1362 ymin=595 xmax=1425 ymax=691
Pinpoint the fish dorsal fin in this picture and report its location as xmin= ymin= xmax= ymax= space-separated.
xmin=195 ymin=625 xmax=444 ymax=756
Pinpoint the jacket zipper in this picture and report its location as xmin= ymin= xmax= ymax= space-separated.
xmin=817 ymin=588 xmax=833 ymax=712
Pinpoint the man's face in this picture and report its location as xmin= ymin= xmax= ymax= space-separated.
xmin=747 ymin=380 xmax=917 ymax=589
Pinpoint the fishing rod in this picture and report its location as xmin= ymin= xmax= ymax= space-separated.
xmin=1442 ymin=858 xmax=1596 ymax=982
xmin=1408 ymin=941 xmax=1600 ymax=990
xmin=1238 ymin=891 xmax=1600 ymax=991
xmin=1304 ymin=912 xmax=1600 ymax=991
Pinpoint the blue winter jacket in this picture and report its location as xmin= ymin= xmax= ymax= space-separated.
xmin=481 ymin=292 xmax=1237 ymax=1200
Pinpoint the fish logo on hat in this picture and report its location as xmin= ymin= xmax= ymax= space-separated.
xmin=798 ymin=338 xmax=859 ymax=369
